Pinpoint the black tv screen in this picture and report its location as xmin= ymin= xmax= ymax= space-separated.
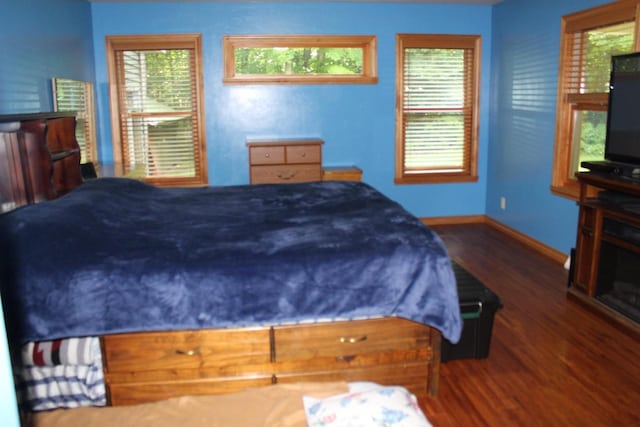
xmin=605 ymin=52 xmax=640 ymax=165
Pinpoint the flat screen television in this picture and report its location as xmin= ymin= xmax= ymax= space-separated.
xmin=604 ymin=52 xmax=640 ymax=166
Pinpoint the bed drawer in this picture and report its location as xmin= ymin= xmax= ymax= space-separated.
xmin=275 ymin=363 xmax=430 ymax=397
xmin=102 ymin=328 xmax=271 ymax=373
xmin=272 ymin=318 xmax=435 ymax=397
xmin=107 ymin=376 xmax=274 ymax=406
xmin=273 ymin=318 xmax=433 ymax=363
xmin=250 ymin=164 xmax=322 ymax=184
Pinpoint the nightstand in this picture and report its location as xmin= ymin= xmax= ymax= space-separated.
xmin=247 ymin=139 xmax=323 ymax=184
xmin=322 ymin=166 xmax=362 ymax=182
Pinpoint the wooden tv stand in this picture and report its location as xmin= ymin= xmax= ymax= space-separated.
xmin=570 ymin=172 xmax=640 ymax=336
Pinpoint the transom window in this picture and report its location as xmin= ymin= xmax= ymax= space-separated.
xmin=223 ymin=35 xmax=378 ymax=84
xmin=106 ymin=34 xmax=207 ymax=187
xmin=551 ymin=1 xmax=639 ymax=199
xmin=395 ymin=34 xmax=480 ymax=184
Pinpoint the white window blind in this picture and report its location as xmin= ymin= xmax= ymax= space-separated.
xmin=52 ymin=78 xmax=96 ymax=164
xmin=564 ymin=21 xmax=634 ymax=99
xmin=395 ymin=34 xmax=479 ymax=184
xmin=403 ymin=48 xmax=470 ymax=173
xmin=115 ymin=48 xmax=201 ymax=180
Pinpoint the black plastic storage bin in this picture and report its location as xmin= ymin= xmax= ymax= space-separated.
xmin=441 ymin=261 xmax=502 ymax=362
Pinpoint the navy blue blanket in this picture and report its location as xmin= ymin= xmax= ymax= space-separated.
xmin=0 ymin=179 xmax=461 ymax=344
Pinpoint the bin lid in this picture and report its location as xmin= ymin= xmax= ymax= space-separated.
xmin=451 ymin=261 xmax=503 ymax=310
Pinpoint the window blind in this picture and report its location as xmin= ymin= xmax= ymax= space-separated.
xmin=52 ymin=78 xmax=96 ymax=163
xmin=564 ymin=21 xmax=634 ymax=99
xmin=114 ymin=48 xmax=202 ymax=181
xmin=402 ymin=47 xmax=473 ymax=173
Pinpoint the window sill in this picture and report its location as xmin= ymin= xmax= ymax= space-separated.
xmin=223 ymin=75 xmax=378 ymax=85
xmin=395 ymin=174 xmax=478 ymax=185
xmin=550 ymin=184 xmax=579 ymax=201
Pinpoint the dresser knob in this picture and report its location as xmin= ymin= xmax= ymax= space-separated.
xmin=265 ymin=153 xmax=270 ymax=158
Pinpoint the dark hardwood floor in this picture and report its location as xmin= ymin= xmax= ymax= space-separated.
xmin=422 ymin=223 xmax=640 ymax=427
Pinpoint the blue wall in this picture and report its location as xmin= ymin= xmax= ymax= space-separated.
xmin=0 ymin=0 xmax=95 ymax=114
xmin=91 ymin=2 xmax=493 ymax=219
xmin=0 ymin=1 xmax=94 ymax=424
xmin=487 ymin=0 xmax=613 ymax=254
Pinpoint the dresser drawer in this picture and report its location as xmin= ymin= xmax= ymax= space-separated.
xmin=250 ymin=164 xmax=322 ymax=184
xmin=273 ymin=318 xmax=433 ymax=362
xmin=286 ymin=144 xmax=321 ymax=164
xmin=249 ymin=145 xmax=285 ymax=165
xmin=102 ymin=328 xmax=271 ymax=373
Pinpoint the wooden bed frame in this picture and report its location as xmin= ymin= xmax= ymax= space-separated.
xmin=101 ymin=318 xmax=441 ymax=406
xmin=1 ymin=113 xmax=442 ymax=407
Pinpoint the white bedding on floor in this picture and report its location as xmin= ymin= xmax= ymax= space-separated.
xmin=303 ymin=382 xmax=432 ymax=427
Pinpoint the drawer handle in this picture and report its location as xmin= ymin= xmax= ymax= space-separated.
xmin=301 ymin=152 xmax=306 ymax=158
xmin=175 ymin=348 xmax=201 ymax=356
xmin=336 ymin=355 xmax=356 ymax=362
xmin=339 ymin=335 xmax=367 ymax=344
xmin=264 ymin=153 xmax=270 ymax=158
xmin=277 ymin=172 xmax=296 ymax=180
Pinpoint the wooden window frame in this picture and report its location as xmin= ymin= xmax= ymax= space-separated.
xmin=223 ymin=35 xmax=378 ymax=85
xmin=105 ymin=33 xmax=208 ymax=187
xmin=394 ymin=34 xmax=480 ymax=184
xmin=551 ymin=1 xmax=640 ymax=200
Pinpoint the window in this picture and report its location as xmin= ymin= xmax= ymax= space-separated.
xmin=552 ymin=1 xmax=639 ymax=199
xmin=223 ymin=35 xmax=378 ymax=84
xmin=395 ymin=34 xmax=480 ymax=184
xmin=106 ymin=34 xmax=207 ymax=186
xmin=52 ymin=78 xmax=97 ymax=164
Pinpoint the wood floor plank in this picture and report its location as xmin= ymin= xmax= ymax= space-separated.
xmin=422 ymin=223 xmax=640 ymax=427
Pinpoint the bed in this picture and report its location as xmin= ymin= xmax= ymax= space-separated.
xmin=0 ymin=175 xmax=461 ymax=410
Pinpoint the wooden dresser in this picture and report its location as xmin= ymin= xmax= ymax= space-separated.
xmin=247 ymin=139 xmax=323 ymax=184
xmin=0 ymin=131 xmax=52 ymax=211
xmin=0 ymin=112 xmax=82 ymax=212
xmin=101 ymin=317 xmax=440 ymax=406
